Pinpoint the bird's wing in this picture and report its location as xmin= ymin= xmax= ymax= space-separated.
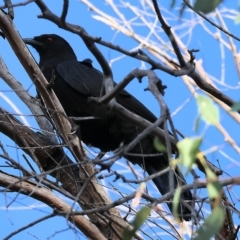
xmin=57 ymin=60 xmax=157 ymax=123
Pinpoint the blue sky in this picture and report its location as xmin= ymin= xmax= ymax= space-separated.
xmin=0 ymin=0 xmax=240 ymax=239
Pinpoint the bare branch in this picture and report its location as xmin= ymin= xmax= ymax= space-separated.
xmin=3 ymin=214 xmax=56 ymax=240
xmin=60 ymin=0 xmax=69 ymax=24
xmin=0 ymin=9 xmax=84 ymax=161
xmin=0 ymin=0 xmax=34 ymax=9
xmin=0 ymin=172 xmax=106 ymax=240
xmin=3 ymin=0 xmax=14 ymax=19
xmin=183 ymin=0 xmax=240 ymax=42
xmin=152 ymin=0 xmax=186 ymax=67
xmin=0 ymin=56 xmax=56 ymax=142
xmin=0 ymin=107 xmax=130 ymax=239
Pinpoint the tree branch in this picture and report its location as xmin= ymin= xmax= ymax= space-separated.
xmin=0 ymin=172 xmax=106 ymax=240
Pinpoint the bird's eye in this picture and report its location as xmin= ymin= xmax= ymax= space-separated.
xmin=46 ymin=38 xmax=53 ymax=43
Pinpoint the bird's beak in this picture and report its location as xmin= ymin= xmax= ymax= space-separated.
xmin=23 ymin=38 xmax=43 ymax=48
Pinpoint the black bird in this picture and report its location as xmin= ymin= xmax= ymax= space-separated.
xmin=24 ymin=34 xmax=192 ymax=220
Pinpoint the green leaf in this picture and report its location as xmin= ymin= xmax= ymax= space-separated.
xmin=205 ymin=168 xmax=222 ymax=199
xmin=122 ymin=228 xmax=133 ymax=240
xmin=196 ymin=95 xmax=219 ymax=125
xmin=231 ymin=101 xmax=240 ymax=112
xmin=122 ymin=207 xmax=151 ymax=240
xmin=172 ymin=187 xmax=181 ymax=220
xmin=194 ymin=115 xmax=201 ymax=132
xmin=154 ymin=137 xmax=167 ymax=152
xmin=194 ymin=0 xmax=223 ymax=14
xmin=132 ymin=207 xmax=151 ymax=230
xmin=235 ymin=14 xmax=240 ymax=24
xmin=177 ymin=137 xmax=202 ymax=172
xmin=194 ymin=207 xmax=225 ymax=240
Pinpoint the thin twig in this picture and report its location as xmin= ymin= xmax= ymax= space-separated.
xmin=183 ymin=0 xmax=240 ymax=42
xmin=60 ymin=0 xmax=69 ymax=24
xmin=3 ymin=213 xmax=56 ymax=240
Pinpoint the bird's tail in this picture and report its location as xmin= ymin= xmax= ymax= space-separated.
xmin=146 ymin=162 xmax=192 ymax=221
xmin=124 ymin=133 xmax=192 ymax=220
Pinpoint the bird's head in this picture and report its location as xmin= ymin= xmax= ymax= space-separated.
xmin=23 ymin=34 xmax=77 ymax=65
